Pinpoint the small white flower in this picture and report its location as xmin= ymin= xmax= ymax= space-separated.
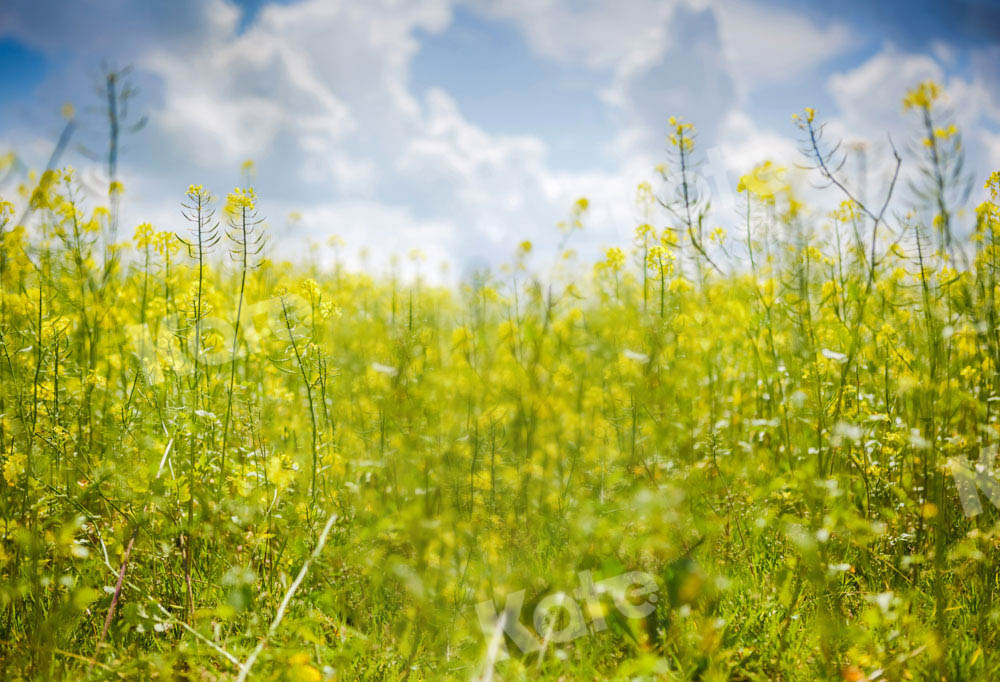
xmin=821 ymin=348 xmax=848 ymax=363
xmin=874 ymin=591 xmax=894 ymax=613
xmin=623 ymin=349 xmax=649 ymax=363
xmin=834 ymin=421 xmax=863 ymax=443
xmin=371 ymin=362 xmax=398 ymax=376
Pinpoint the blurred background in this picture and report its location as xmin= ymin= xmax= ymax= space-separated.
xmin=1 ymin=0 xmax=999 ymax=278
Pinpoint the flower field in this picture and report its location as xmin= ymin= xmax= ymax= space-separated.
xmin=1 ymin=82 xmax=1000 ymax=680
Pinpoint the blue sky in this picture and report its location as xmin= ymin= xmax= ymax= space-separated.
xmin=412 ymin=6 xmax=615 ymax=172
xmin=1 ymin=0 xmax=998 ymax=274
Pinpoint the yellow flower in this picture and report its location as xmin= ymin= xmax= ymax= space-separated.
xmin=738 ymin=161 xmax=788 ymax=203
xmin=224 ymin=187 xmax=256 ymax=217
xmin=288 ymin=652 xmax=322 ymax=682
xmin=903 ymin=80 xmax=941 ymax=110
xmin=153 ymin=230 xmax=179 ymax=256
xmin=636 ymin=181 xmax=654 ymax=207
xmin=451 ymin=326 xmax=473 ymax=352
xmin=985 ymin=171 xmax=1000 ymax=202
xmin=559 ymin=196 xmax=589 ymax=232
xmin=667 ymin=116 xmax=695 ymax=152
xmin=265 ymin=454 xmax=294 ymax=490
xmin=0 ymin=198 xmax=14 ymax=224
xmin=134 ymin=222 xmax=154 ymax=249
xmin=646 ymin=244 xmax=675 ymax=276
xmin=2 ymin=450 xmax=26 ymax=484
xmin=603 ymin=246 xmax=625 ymax=272
xmin=935 ymin=124 xmax=957 ymax=139
xmin=792 ymin=107 xmax=816 ymax=124
xmin=186 ymin=184 xmax=213 ymax=203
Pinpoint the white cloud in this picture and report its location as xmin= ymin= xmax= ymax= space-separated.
xmin=472 ymin=0 xmax=674 ymax=72
xmin=398 ymin=88 xmax=633 ymax=260
xmin=824 ymin=45 xmax=1000 ymax=231
xmin=827 ymin=45 xmax=1000 ymax=158
xmin=715 ymin=110 xmax=799 ymax=172
xmin=473 ymin=0 xmax=853 ymax=91
xmin=3 ymin=0 xmax=998 ymax=276
xmin=712 ymin=0 xmax=854 ymax=88
xmin=600 ymin=2 xmax=738 ymax=165
xmin=828 ymin=47 xmax=943 ymax=138
xmin=4 ymin=0 xmax=636 ymax=273
xmin=281 ymin=200 xmax=459 ymax=275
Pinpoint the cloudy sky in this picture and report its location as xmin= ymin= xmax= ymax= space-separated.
xmin=1 ymin=0 xmax=999 ymax=276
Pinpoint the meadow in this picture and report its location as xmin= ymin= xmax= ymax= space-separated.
xmin=1 ymin=81 xmax=999 ymax=680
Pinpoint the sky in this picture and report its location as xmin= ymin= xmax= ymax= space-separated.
xmin=1 ymin=0 xmax=999 ymax=278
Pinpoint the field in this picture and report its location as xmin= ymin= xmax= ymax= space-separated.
xmin=1 ymin=83 xmax=1000 ymax=680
